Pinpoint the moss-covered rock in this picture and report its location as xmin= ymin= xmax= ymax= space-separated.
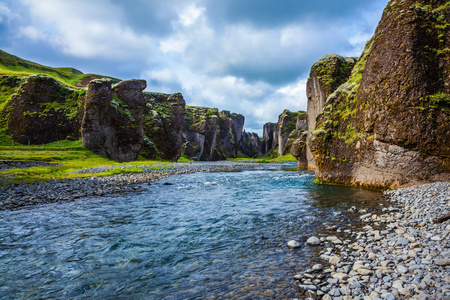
xmin=310 ymin=0 xmax=450 ymax=189
xmin=4 ymin=74 xmax=84 ymax=144
xmin=141 ymin=92 xmax=186 ymax=161
xmin=306 ymin=54 xmax=358 ymax=168
xmin=81 ymin=79 xmax=146 ymax=162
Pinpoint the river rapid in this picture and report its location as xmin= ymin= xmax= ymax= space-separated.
xmin=0 ymin=163 xmax=385 ymax=299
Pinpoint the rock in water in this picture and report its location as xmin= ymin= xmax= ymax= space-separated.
xmin=306 ymin=236 xmax=321 ymax=246
xmin=81 ymin=79 xmax=147 ymax=162
xmin=287 ymin=240 xmax=301 ymax=248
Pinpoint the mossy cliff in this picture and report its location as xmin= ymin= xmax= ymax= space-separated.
xmin=309 ymin=0 xmax=450 ymax=189
xmin=306 ymin=54 xmax=358 ymax=168
xmin=141 ymin=92 xmax=186 ymax=161
xmin=258 ymin=110 xmax=307 ymax=165
xmin=81 ymin=79 xmax=147 ymax=162
xmin=3 ymin=75 xmax=85 ymax=144
xmin=181 ymin=107 xmax=244 ymax=161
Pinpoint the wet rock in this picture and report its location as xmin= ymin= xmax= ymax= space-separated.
xmin=287 ymin=240 xmax=301 ymax=248
xmin=306 ymin=236 xmax=321 ymax=246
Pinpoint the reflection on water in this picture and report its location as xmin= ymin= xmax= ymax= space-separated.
xmin=0 ymin=164 xmax=384 ymax=299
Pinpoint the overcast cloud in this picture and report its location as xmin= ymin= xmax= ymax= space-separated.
xmin=0 ymin=0 xmax=388 ymax=134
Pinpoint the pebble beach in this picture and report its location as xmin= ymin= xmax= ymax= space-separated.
xmin=0 ymin=161 xmax=273 ymax=210
xmin=293 ymin=182 xmax=450 ymax=300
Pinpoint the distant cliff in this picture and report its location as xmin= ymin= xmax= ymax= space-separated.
xmin=258 ymin=109 xmax=308 ymax=165
xmin=309 ymin=0 xmax=450 ymax=188
xmin=0 ymin=50 xmax=252 ymax=162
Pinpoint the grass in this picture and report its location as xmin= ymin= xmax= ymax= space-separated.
xmin=0 ymin=139 xmax=167 ymax=185
xmin=0 ymin=49 xmax=120 ymax=88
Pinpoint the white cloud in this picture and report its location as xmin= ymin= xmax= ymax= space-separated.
xmin=7 ymin=0 xmax=385 ymax=134
xmin=178 ymin=4 xmax=205 ymax=27
xmin=18 ymin=0 xmax=155 ymax=59
xmin=18 ymin=25 xmax=47 ymax=41
xmin=0 ymin=2 xmax=15 ymax=23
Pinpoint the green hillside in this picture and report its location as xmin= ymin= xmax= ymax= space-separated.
xmin=0 ymin=49 xmax=120 ymax=88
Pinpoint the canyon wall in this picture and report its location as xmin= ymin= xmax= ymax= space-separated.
xmin=309 ymin=0 xmax=450 ymax=188
xmin=81 ymin=79 xmax=147 ymax=162
xmin=306 ymin=54 xmax=357 ymax=168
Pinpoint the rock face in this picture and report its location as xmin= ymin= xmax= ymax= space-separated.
xmin=182 ymin=107 xmax=243 ymax=161
xmin=141 ymin=92 xmax=186 ymax=161
xmin=258 ymin=122 xmax=276 ymax=157
xmin=81 ymin=79 xmax=147 ymax=162
xmin=273 ymin=110 xmax=300 ymax=157
xmin=310 ymin=0 xmax=450 ymax=188
xmin=306 ymin=54 xmax=357 ymax=168
xmin=219 ymin=111 xmax=240 ymax=158
xmin=239 ymin=131 xmax=261 ymax=158
xmin=290 ymin=113 xmax=309 ymax=167
xmin=5 ymin=75 xmax=84 ymax=144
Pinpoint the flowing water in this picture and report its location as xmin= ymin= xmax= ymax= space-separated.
xmin=0 ymin=163 xmax=385 ymax=299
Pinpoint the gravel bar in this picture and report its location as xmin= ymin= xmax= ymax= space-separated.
xmin=0 ymin=161 xmax=279 ymax=211
xmin=293 ymin=182 xmax=450 ymax=300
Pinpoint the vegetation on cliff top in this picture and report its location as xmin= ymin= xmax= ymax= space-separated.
xmin=0 ymin=49 xmax=120 ymax=88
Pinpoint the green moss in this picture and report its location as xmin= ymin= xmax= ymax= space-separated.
xmin=111 ymin=96 xmax=135 ymax=122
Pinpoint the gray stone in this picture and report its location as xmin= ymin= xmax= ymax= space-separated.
xmin=397 ymin=265 xmax=408 ymax=274
xmin=306 ymin=236 xmax=321 ymax=246
xmin=287 ymin=240 xmax=301 ymax=248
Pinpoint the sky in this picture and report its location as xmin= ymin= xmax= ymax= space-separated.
xmin=0 ymin=0 xmax=388 ymax=134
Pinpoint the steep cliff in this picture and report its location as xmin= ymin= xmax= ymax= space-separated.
xmin=306 ymin=54 xmax=357 ymax=168
xmin=182 ymin=106 xmax=243 ymax=161
xmin=4 ymin=75 xmax=85 ymax=144
xmin=81 ymin=79 xmax=147 ymax=162
xmin=258 ymin=122 xmax=275 ymax=157
xmin=310 ymin=0 xmax=450 ymax=188
xmin=239 ymin=131 xmax=260 ymax=158
xmin=289 ymin=112 xmax=308 ymax=167
xmin=141 ymin=92 xmax=186 ymax=161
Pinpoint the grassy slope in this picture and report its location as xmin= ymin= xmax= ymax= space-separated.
xmin=0 ymin=49 xmax=121 ymax=88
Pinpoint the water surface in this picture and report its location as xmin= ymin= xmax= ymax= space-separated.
xmin=0 ymin=164 xmax=384 ymax=299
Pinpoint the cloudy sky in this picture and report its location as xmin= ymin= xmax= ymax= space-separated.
xmin=0 ymin=0 xmax=388 ymax=134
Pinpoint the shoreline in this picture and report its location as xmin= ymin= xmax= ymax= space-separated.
xmin=0 ymin=161 xmax=284 ymax=211
xmin=293 ymin=181 xmax=449 ymax=300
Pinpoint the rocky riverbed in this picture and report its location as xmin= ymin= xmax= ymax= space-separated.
xmin=292 ymin=182 xmax=450 ymax=300
xmin=0 ymin=161 xmax=274 ymax=210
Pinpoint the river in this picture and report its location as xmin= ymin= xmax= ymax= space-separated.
xmin=0 ymin=163 xmax=384 ymax=299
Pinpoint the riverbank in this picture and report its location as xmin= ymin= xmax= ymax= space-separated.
xmin=293 ymin=181 xmax=450 ymax=300
xmin=0 ymin=161 xmax=278 ymax=210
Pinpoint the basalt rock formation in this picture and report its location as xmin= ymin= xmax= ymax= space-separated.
xmin=289 ymin=112 xmax=308 ymax=167
xmin=182 ymin=107 xmax=244 ymax=161
xmin=141 ymin=92 xmax=186 ymax=161
xmin=309 ymin=0 xmax=450 ymax=188
xmin=81 ymin=79 xmax=147 ymax=162
xmin=258 ymin=122 xmax=275 ymax=157
xmin=5 ymin=74 xmax=85 ymax=144
xmin=258 ymin=110 xmax=307 ymax=165
xmin=306 ymin=54 xmax=357 ymax=168
xmin=239 ymin=131 xmax=261 ymax=158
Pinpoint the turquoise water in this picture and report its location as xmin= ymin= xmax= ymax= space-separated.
xmin=0 ymin=164 xmax=383 ymax=299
